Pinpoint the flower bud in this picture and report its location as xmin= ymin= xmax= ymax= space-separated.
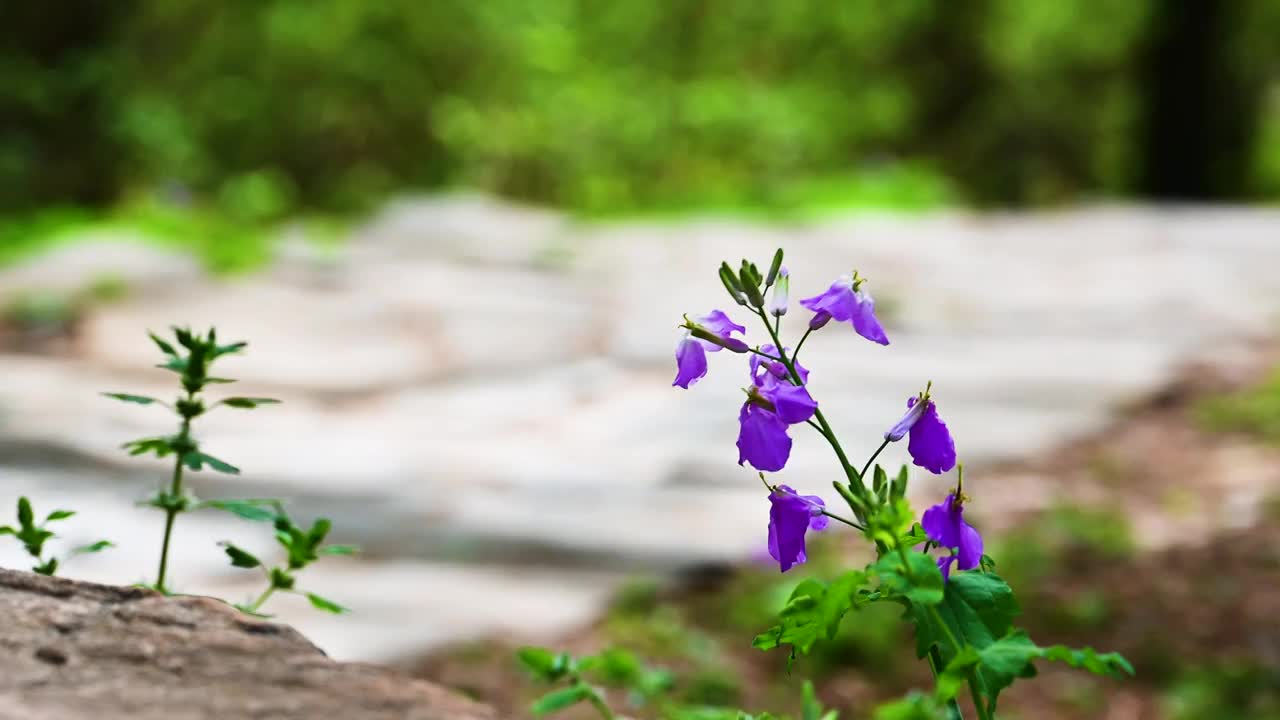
xmin=768 ymin=267 xmax=789 ymax=317
xmin=808 ymin=310 xmax=832 ymax=330
xmin=764 ymin=248 xmax=784 ymax=288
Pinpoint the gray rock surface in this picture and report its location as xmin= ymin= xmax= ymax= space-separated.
xmin=0 ymin=568 xmax=495 ymax=720
xmin=2 ymin=198 xmax=1279 ymax=663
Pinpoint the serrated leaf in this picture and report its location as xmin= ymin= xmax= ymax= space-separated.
xmin=219 ymin=397 xmax=281 ymax=409
xmin=875 ymin=552 xmax=945 ymax=606
xmin=220 ymin=542 xmax=262 ymax=569
xmin=912 ymin=574 xmax=1022 ymax=712
xmin=1039 ymin=641 xmax=1134 ymax=677
xmin=318 ymin=544 xmax=359 ymax=556
xmin=305 ymin=592 xmax=349 ymax=614
xmin=71 ymin=540 xmax=114 ymax=555
xmin=935 ymin=646 xmax=981 ymax=702
xmin=753 ymin=571 xmax=867 ymax=656
xmin=531 ymin=684 xmax=593 ymax=716
xmin=44 ymin=509 xmax=75 ymax=523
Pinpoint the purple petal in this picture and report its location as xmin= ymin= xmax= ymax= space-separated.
xmin=672 ymin=335 xmax=708 ymax=388
xmin=695 ymin=310 xmax=747 ymax=352
xmin=803 ymin=495 xmax=829 ymax=531
xmin=937 ymin=554 xmax=957 ymax=583
xmin=957 ymin=522 xmax=984 ymax=571
xmin=885 ymin=396 xmax=926 ymax=442
xmin=850 ymin=290 xmax=889 ymax=345
xmin=761 ymin=377 xmax=818 ymax=425
xmin=907 ymin=400 xmax=956 ymax=474
xmin=752 ymin=345 xmax=809 ymax=386
xmin=809 ymin=311 xmax=832 ymax=330
xmin=921 ymin=494 xmax=962 ymax=548
xmin=799 ymin=276 xmax=860 ymax=322
xmin=737 ymin=403 xmax=793 ymax=472
xmin=768 ymin=488 xmax=814 ymax=572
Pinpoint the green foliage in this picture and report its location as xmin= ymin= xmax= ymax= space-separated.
xmin=751 ymin=571 xmax=868 ymax=658
xmin=9 ymin=0 xmax=1280 ymax=218
xmin=0 ymin=497 xmax=112 ymax=576
xmin=223 ymin=505 xmax=357 ymax=616
xmin=1196 ymin=368 xmax=1280 ymax=443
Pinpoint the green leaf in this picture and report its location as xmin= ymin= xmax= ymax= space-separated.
xmin=204 ymin=377 xmax=238 ymax=384
xmin=218 ymin=397 xmax=281 ymax=409
xmin=516 ymin=647 xmax=568 ymax=681
xmin=101 ymin=392 xmax=163 ymax=406
xmin=200 ymin=499 xmax=279 ymax=522
xmin=935 ymin=646 xmax=981 ymax=702
xmin=0 ymin=526 xmax=14 ymax=536
xmin=305 ymin=592 xmax=349 ymax=614
xmin=872 ymin=692 xmax=943 ymax=720
xmin=752 ymin=571 xmax=867 ymax=656
xmin=34 ymin=558 xmax=58 ymax=576
xmin=123 ymin=437 xmax=174 ymax=458
xmin=212 ymin=341 xmax=248 ymax=358
xmin=185 ymin=452 xmax=241 ymax=475
xmin=149 ymin=331 xmax=178 ymax=356
xmin=801 ymin=680 xmax=838 ymax=720
xmin=874 ymin=552 xmax=945 ymax=606
xmin=17 ymin=497 xmax=34 ymax=530
xmin=531 ymin=684 xmax=593 ymax=716
xmin=1038 ymin=640 xmax=1134 ymax=677
xmin=911 ymin=573 xmax=1021 ymax=710
xmin=318 ymin=544 xmax=359 ymax=556
xmin=156 ymin=356 xmax=189 ymax=375
xmin=220 ymin=542 xmax=262 ymax=569
xmin=70 ymin=540 xmax=114 ymax=555
xmin=44 ymin=509 xmax=76 ymax=523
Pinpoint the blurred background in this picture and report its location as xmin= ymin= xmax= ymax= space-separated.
xmin=2 ymin=1 xmax=1280 ymax=718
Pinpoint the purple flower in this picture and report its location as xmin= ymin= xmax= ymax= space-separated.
xmin=885 ymin=395 xmax=956 ymax=474
xmin=737 ymin=402 xmax=792 ymax=472
xmin=767 ymin=485 xmax=829 ymax=572
xmin=736 ymin=371 xmax=817 ymax=472
xmin=672 ymin=310 xmax=747 ymax=389
xmin=749 ymin=344 xmax=809 ymax=386
xmin=922 ymin=493 xmax=983 ymax=581
xmin=799 ymin=274 xmax=889 ymax=345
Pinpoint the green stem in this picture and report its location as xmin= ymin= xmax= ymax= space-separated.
xmin=754 ymin=308 xmax=867 ymax=497
xmin=928 ymin=647 xmax=965 ymax=720
xmin=791 ymin=326 xmax=815 ymax=363
xmin=859 ymin=437 xmax=891 ymax=484
xmin=586 ymin=689 xmax=615 ymax=720
xmin=819 ymin=508 xmax=867 ymax=532
xmin=746 ymin=347 xmax=785 ymax=362
xmin=245 ymin=584 xmax=277 ymax=614
xmin=154 ymin=412 xmax=192 ymax=593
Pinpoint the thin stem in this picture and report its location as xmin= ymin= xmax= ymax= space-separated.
xmin=859 ymin=437 xmax=891 ymax=484
xmin=746 ymin=347 xmax=785 ymax=362
xmin=968 ymin=678 xmax=993 ymax=720
xmin=154 ymin=409 xmax=193 ymax=593
xmin=791 ymin=326 xmax=815 ymax=364
xmin=753 ymin=308 xmax=867 ymax=497
xmin=585 ymin=690 xmax=615 ymax=720
xmin=928 ymin=647 xmax=965 ymax=720
xmin=245 ymin=584 xmax=277 ymax=614
xmin=819 ymin=508 xmax=867 ymax=532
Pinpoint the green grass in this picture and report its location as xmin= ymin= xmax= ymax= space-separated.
xmin=1195 ymin=368 xmax=1280 ymax=443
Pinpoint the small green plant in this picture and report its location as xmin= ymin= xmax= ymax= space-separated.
xmin=220 ymin=503 xmax=356 ymax=615
xmin=517 ymin=646 xmax=839 ymax=719
xmin=0 ymin=497 xmax=112 ymax=576
xmin=104 ymin=326 xmax=279 ymax=593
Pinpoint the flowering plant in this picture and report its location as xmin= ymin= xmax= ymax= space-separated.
xmin=523 ymin=250 xmax=1132 ymax=719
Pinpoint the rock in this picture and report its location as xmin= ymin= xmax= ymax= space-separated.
xmin=0 ymin=568 xmax=496 ymax=720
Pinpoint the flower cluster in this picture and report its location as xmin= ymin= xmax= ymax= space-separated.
xmin=673 ymin=250 xmax=979 ymax=577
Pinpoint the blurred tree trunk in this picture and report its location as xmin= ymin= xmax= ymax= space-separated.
xmin=1137 ymin=0 xmax=1266 ymax=200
